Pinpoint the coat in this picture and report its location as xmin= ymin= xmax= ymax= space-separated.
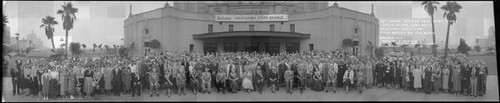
xmin=112 ymin=68 xmax=123 ymax=91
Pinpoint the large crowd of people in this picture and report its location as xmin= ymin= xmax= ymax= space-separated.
xmin=6 ymin=50 xmax=490 ymax=100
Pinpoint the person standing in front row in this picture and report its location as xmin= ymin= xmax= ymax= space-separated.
xmin=202 ymin=68 xmax=212 ymax=94
xmin=284 ymin=65 xmax=294 ymax=94
xmin=11 ymin=63 xmax=19 ymax=96
xmin=112 ymin=65 xmax=122 ymax=96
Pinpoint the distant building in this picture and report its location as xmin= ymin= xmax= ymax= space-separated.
xmin=25 ymin=31 xmax=44 ymax=48
xmin=477 ymin=26 xmax=495 ymax=49
xmin=10 ymin=37 xmax=32 ymax=50
xmin=124 ymin=1 xmax=379 ymax=56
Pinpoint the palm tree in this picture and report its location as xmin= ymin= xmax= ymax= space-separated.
xmin=81 ymin=44 xmax=86 ymax=52
xmin=57 ymin=2 xmax=78 ymax=55
xmin=422 ymin=1 xmax=440 ymax=57
xmin=93 ymin=43 xmax=97 ymax=52
xmin=3 ymin=15 xmax=8 ymax=26
xmin=40 ymin=16 xmax=59 ymax=51
xmin=441 ymin=1 xmax=462 ymax=61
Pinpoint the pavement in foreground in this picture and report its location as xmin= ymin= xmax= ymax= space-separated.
xmin=2 ymin=76 xmax=499 ymax=102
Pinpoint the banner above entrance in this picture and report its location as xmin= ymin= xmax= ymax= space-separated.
xmin=215 ymin=14 xmax=289 ymax=21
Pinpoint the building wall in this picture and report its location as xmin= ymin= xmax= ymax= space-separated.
xmin=125 ymin=4 xmax=379 ymax=56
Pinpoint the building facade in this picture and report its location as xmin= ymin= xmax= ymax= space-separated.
xmin=124 ymin=1 xmax=379 ymax=56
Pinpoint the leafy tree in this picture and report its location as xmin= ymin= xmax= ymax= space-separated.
xmin=104 ymin=45 xmax=110 ymax=53
xmin=341 ymin=38 xmax=354 ymax=48
xmin=81 ymin=44 xmax=86 ymax=52
xmin=118 ymin=46 xmax=130 ymax=57
xmin=474 ymin=45 xmax=481 ymax=52
xmin=40 ymin=16 xmax=59 ymax=51
xmin=457 ymin=38 xmax=471 ymax=55
xmin=92 ymin=44 xmax=97 ymax=52
xmin=25 ymin=47 xmax=35 ymax=54
xmin=57 ymin=2 xmax=78 ymax=55
xmin=69 ymin=42 xmax=82 ymax=56
xmin=441 ymin=1 xmax=462 ymax=60
xmin=98 ymin=44 xmax=102 ymax=51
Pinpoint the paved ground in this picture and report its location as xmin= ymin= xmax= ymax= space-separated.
xmin=2 ymin=76 xmax=498 ymax=102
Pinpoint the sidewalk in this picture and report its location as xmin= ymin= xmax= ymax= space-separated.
xmin=2 ymin=76 xmax=498 ymax=101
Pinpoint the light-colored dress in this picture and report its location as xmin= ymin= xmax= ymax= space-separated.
xmin=442 ymin=68 xmax=450 ymax=90
xmin=60 ymin=71 xmax=68 ymax=96
xmin=67 ymin=69 xmax=76 ymax=95
xmin=413 ymin=68 xmax=422 ymax=88
xmin=365 ymin=64 xmax=373 ymax=84
xmin=242 ymin=71 xmax=253 ymax=90
xmin=104 ymin=68 xmax=113 ymax=90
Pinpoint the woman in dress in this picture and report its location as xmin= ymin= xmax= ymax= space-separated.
xmin=230 ymin=68 xmax=240 ymax=93
xmin=122 ymin=67 xmax=131 ymax=95
xmin=413 ymin=64 xmax=422 ymax=93
xmin=176 ymin=66 xmax=187 ymax=96
xmin=242 ymin=67 xmax=254 ymax=93
xmin=164 ymin=66 xmax=173 ymax=97
xmin=59 ymin=66 xmax=68 ymax=98
xmin=442 ymin=65 xmax=450 ymax=93
xmin=470 ymin=64 xmax=479 ymax=97
xmin=189 ymin=63 xmax=199 ymax=95
xmin=284 ymin=65 xmax=294 ymax=94
xmin=67 ymin=65 xmax=76 ymax=99
xmin=83 ymin=67 xmax=94 ymax=99
xmin=452 ymin=65 xmax=461 ymax=95
xmin=104 ymin=66 xmax=113 ymax=95
xmin=365 ymin=61 xmax=373 ymax=88
xmin=357 ymin=64 xmax=366 ymax=94
xmin=312 ymin=69 xmax=324 ymax=92
xmin=41 ymin=69 xmax=50 ymax=100
xmin=433 ymin=63 xmax=441 ymax=94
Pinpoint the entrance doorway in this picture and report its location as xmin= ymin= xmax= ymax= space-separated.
xmin=223 ymin=43 xmax=239 ymax=52
xmin=244 ymin=42 xmax=259 ymax=53
xmin=203 ymin=43 xmax=217 ymax=55
xmin=286 ymin=42 xmax=300 ymax=53
xmin=265 ymin=42 xmax=280 ymax=55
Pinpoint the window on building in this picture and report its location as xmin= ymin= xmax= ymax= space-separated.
xmin=309 ymin=44 xmax=314 ymax=51
xmin=208 ymin=24 xmax=213 ymax=33
xmin=249 ymin=25 xmax=254 ymax=31
xmin=270 ymin=24 xmax=275 ymax=31
xmin=355 ymin=28 xmax=359 ymax=33
xmin=290 ymin=24 xmax=295 ymax=32
xmin=145 ymin=29 xmax=149 ymax=34
xmin=229 ymin=24 xmax=234 ymax=32
xmin=189 ymin=44 xmax=194 ymax=52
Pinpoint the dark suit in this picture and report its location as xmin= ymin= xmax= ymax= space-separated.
xmin=11 ymin=67 xmax=19 ymax=95
xmin=131 ymin=73 xmax=141 ymax=97
xmin=112 ymin=68 xmax=123 ymax=96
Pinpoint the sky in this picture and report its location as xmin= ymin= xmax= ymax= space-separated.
xmin=3 ymin=1 xmax=495 ymax=49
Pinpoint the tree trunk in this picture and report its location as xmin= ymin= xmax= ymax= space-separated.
xmin=431 ymin=15 xmax=437 ymax=57
xmin=50 ymin=38 xmax=56 ymax=51
xmin=65 ymin=30 xmax=69 ymax=57
xmin=443 ymin=22 xmax=451 ymax=63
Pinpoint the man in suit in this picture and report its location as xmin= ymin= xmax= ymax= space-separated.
xmin=112 ymin=66 xmax=123 ymax=96
xmin=11 ymin=60 xmax=20 ymax=96
xmin=131 ymin=72 xmax=141 ymax=97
